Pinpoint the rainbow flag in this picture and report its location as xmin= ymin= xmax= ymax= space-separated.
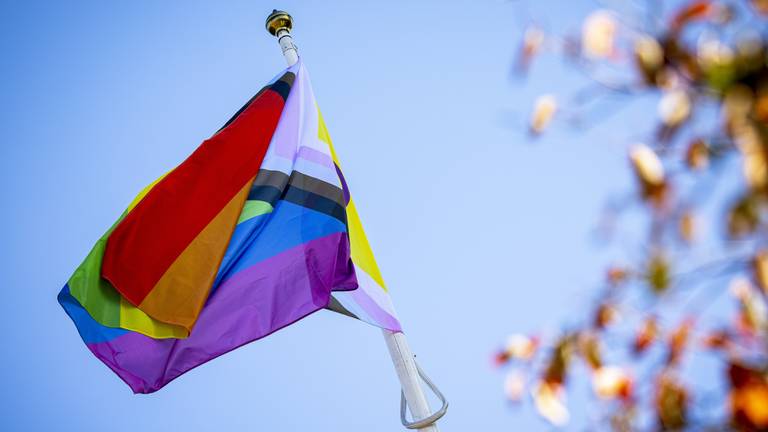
xmin=58 ymin=60 xmax=400 ymax=393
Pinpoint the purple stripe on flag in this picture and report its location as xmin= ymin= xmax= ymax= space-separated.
xmin=334 ymin=163 xmax=350 ymax=204
xmin=348 ymin=285 xmax=402 ymax=332
xmin=87 ymin=232 xmax=356 ymax=394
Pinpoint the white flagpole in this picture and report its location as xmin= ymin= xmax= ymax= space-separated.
xmin=265 ymin=10 xmax=444 ymax=431
xmin=382 ymin=330 xmax=442 ymax=431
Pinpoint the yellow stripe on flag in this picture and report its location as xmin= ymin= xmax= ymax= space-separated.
xmin=119 ymin=296 xmax=188 ymax=338
xmin=318 ymin=109 xmax=388 ymax=292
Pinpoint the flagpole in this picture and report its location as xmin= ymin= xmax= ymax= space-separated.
xmin=265 ymin=10 xmax=444 ymax=431
xmin=382 ymin=330 xmax=443 ymax=431
xmin=265 ymin=10 xmax=298 ymax=66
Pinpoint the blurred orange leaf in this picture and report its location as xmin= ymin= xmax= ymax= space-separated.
xmin=678 ymin=210 xmax=696 ymax=244
xmin=667 ymin=319 xmax=694 ymax=366
xmin=754 ymin=250 xmax=768 ymax=295
xmin=515 ymin=25 xmax=545 ymax=73
xmin=492 ymin=350 xmax=510 ymax=367
xmin=752 ymin=0 xmax=768 ymax=15
xmin=504 ymin=369 xmax=527 ymax=402
xmin=685 ymin=138 xmax=709 ymax=170
xmin=655 ymin=373 xmax=688 ymax=430
xmin=530 ymin=94 xmax=558 ymax=134
xmin=731 ymin=277 xmax=768 ymax=337
xmin=646 ymin=253 xmax=672 ymax=294
xmin=593 ymin=366 xmax=633 ymax=401
xmin=533 ymin=381 xmax=570 ymax=426
xmin=754 ymin=85 xmax=768 ymax=123
xmin=729 ymin=362 xmax=768 ymax=430
xmin=670 ymin=1 xmax=715 ymax=33
xmin=578 ymin=332 xmax=603 ymax=370
xmin=727 ymin=194 xmax=760 ymax=238
xmin=630 ymin=144 xmax=665 ymax=187
xmin=701 ymin=329 xmax=732 ymax=351
xmin=582 ymin=10 xmax=617 ymax=59
xmin=630 ymin=144 xmax=668 ymax=205
xmin=606 ymin=266 xmax=630 ymax=286
xmin=658 ymin=89 xmax=692 ymax=127
xmin=633 ymin=316 xmax=659 ymax=355
xmin=506 ymin=334 xmax=539 ymax=361
xmin=544 ymin=335 xmax=574 ymax=385
xmin=594 ymin=303 xmax=619 ymax=329
xmin=635 ymin=35 xmax=664 ymax=84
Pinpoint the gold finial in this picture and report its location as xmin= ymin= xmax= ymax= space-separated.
xmin=265 ymin=10 xmax=293 ymax=36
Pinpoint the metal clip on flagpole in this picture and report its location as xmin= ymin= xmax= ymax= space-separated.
xmin=384 ymin=330 xmax=447 ymax=430
xmin=265 ymin=10 xmax=446 ymax=431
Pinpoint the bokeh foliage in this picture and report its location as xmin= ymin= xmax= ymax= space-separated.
xmin=495 ymin=1 xmax=768 ymax=430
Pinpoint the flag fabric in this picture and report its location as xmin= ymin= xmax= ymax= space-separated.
xmin=58 ymin=60 xmax=400 ymax=394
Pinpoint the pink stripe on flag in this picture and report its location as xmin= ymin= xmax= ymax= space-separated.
xmin=297 ymin=146 xmax=334 ymax=168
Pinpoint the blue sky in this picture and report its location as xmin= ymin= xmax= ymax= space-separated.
xmin=0 ymin=1 xmax=668 ymax=430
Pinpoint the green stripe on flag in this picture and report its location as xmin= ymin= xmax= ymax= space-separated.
xmin=237 ymin=200 xmax=273 ymax=224
xmin=68 ymin=217 xmax=125 ymax=327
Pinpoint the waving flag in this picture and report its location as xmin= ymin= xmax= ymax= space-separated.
xmin=58 ymin=60 xmax=400 ymax=393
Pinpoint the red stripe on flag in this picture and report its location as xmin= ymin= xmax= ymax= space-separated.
xmin=102 ymin=89 xmax=286 ymax=310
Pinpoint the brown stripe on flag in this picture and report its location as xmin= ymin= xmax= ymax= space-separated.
xmin=249 ymin=169 xmax=346 ymax=209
